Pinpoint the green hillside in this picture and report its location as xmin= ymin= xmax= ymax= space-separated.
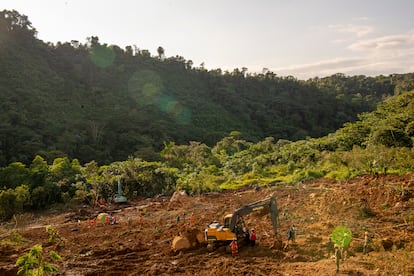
xmin=2 ymin=10 xmax=414 ymax=167
xmin=2 ymin=88 xmax=414 ymax=220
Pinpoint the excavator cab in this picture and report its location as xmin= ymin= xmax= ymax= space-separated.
xmin=223 ymin=214 xmax=232 ymax=228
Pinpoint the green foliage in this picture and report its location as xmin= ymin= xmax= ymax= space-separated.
xmin=0 ymin=162 xmax=30 ymax=189
xmin=72 ymin=182 xmax=90 ymax=204
xmin=45 ymin=225 xmax=60 ymax=243
xmin=16 ymin=244 xmax=61 ymax=276
xmin=1 ymin=16 xmax=414 ymax=220
xmin=331 ymin=226 xmax=352 ymax=248
xmin=4 ymin=88 xmax=414 ymax=218
xmin=3 ymin=10 xmax=413 ymax=168
xmin=0 ymin=189 xmax=16 ymax=218
xmin=0 ymin=231 xmax=29 ymax=246
xmin=29 ymin=156 xmax=49 ymax=189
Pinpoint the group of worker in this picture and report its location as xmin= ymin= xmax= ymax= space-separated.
xmin=327 ymin=230 xmax=373 ymax=273
xmin=230 ymin=224 xmax=297 ymax=257
xmin=86 ymin=213 xmax=118 ymax=226
xmin=230 ymin=224 xmax=373 ymax=274
xmin=175 ymin=212 xmax=196 ymax=226
xmin=229 ymin=228 xmax=258 ymax=256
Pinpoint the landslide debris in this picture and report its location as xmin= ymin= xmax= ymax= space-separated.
xmin=1 ymin=174 xmax=414 ymax=275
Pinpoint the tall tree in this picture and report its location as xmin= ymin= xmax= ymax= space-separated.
xmin=157 ymin=46 xmax=165 ymax=59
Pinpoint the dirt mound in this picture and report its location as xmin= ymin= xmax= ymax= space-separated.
xmin=172 ymin=235 xmax=190 ymax=251
xmin=172 ymin=228 xmax=204 ymax=251
xmin=1 ymin=174 xmax=414 ymax=275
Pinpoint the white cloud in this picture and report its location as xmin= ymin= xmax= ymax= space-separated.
xmin=272 ymin=57 xmax=368 ymax=79
xmin=272 ymin=50 xmax=414 ymax=79
xmin=329 ymin=23 xmax=374 ymax=37
xmin=274 ymin=57 xmax=365 ymax=72
xmin=349 ymin=29 xmax=414 ymax=51
xmin=271 ymin=29 xmax=414 ymax=79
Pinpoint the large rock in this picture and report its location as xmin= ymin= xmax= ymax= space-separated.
xmin=169 ymin=191 xmax=189 ymax=208
xmin=171 ymin=229 xmax=205 ymax=251
xmin=172 ymin=236 xmax=191 ymax=251
xmin=170 ymin=191 xmax=188 ymax=202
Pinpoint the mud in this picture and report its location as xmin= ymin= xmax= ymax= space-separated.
xmin=1 ymin=174 xmax=414 ymax=275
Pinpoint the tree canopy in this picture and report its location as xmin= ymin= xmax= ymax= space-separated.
xmin=2 ymin=10 xmax=414 ymax=221
xmin=2 ymin=10 xmax=414 ymax=167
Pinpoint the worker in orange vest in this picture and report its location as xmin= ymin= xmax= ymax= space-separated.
xmin=138 ymin=213 xmax=143 ymax=228
xmin=230 ymin=238 xmax=238 ymax=256
xmin=190 ymin=213 xmax=195 ymax=226
xmin=250 ymin=229 xmax=257 ymax=246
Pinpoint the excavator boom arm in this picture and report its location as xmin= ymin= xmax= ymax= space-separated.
xmin=229 ymin=195 xmax=279 ymax=233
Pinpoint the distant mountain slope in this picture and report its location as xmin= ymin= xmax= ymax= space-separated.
xmin=1 ymin=10 xmax=414 ymax=166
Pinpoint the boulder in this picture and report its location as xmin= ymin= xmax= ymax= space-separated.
xmin=171 ymin=236 xmax=191 ymax=251
xmin=170 ymin=191 xmax=188 ymax=202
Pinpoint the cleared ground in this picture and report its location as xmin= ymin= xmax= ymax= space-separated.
xmin=1 ymin=174 xmax=414 ymax=275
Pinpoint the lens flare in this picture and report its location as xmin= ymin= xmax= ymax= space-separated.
xmin=157 ymin=94 xmax=191 ymax=125
xmin=128 ymin=70 xmax=163 ymax=105
xmin=90 ymin=45 xmax=115 ymax=68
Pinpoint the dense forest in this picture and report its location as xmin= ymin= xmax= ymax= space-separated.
xmin=2 ymin=88 xmax=414 ymax=220
xmin=1 ymin=10 xmax=414 ymax=167
xmin=2 ymin=9 xmax=414 ymax=220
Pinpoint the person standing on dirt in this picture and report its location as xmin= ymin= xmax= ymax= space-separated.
xmin=334 ymin=244 xmax=342 ymax=273
xmin=287 ymin=225 xmax=297 ymax=244
xmin=190 ymin=212 xmax=195 ymax=226
xmin=363 ymin=231 xmax=371 ymax=254
xmin=138 ymin=213 xmax=143 ymax=227
xmin=230 ymin=238 xmax=238 ymax=257
xmin=327 ymin=236 xmax=334 ymax=258
xmin=250 ymin=229 xmax=257 ymax=246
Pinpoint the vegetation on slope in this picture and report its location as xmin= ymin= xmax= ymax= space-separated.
xmin=2 ymin=89 xmax=414 ymax=220
xmin=2 ymin=10 xmax=414 ymax=167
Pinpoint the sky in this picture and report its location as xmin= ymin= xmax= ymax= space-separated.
xmin=2 ymin=0 xmax=414 ymax=79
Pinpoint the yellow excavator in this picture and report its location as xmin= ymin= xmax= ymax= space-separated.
xmin=204 ymin=195 xmax=279 ymax=251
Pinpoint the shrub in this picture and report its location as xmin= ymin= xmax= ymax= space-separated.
xmin=16 ymin=244 xmax=61 ymax=276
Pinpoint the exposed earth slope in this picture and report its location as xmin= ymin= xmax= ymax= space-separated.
xmin=1 ymin=174 xmax=414 ymax=275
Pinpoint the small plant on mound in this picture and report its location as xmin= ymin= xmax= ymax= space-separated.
xmin=45 ymin=226 xmax=61 ymax=243
xmin=331 ymin=225 xmax=352 ymax=248
xmin=16 ymin=244 xmax=61 ymax=276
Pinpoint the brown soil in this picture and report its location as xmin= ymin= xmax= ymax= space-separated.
xmin=1 ymin=174 xmax=414 ymax=275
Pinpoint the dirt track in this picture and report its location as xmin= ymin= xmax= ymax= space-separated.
xmin=1 ymin=174 xmax=414 ymax=275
